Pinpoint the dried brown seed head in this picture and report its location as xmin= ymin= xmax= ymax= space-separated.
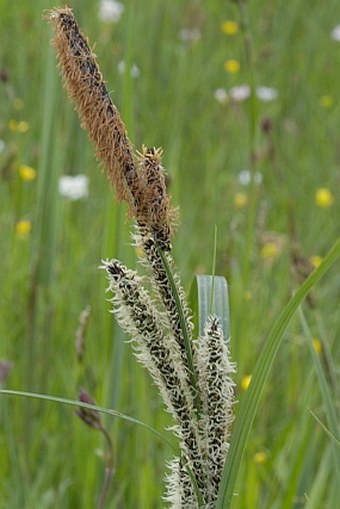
xmin=45 ymin=7 xmax=136 ymax=209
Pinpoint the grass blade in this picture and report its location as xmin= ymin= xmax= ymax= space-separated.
xmin=0 ymin=389 xmax=176 ymax=452
xmin=299 ymin=308 xmax=340 ymax=477
xmin=190 ymin=275 xmax=230 ymax=340
xmin=309 ymin=410 xmax=340 ymax=449
xmin=216 ymin=237 xmax=340 ymax=508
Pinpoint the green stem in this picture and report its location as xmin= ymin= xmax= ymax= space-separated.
xmin=97 ymin=427 xmax=115 ymax=509
xmin=156 ymin=247 xmax=201 ymax=416
xmin=238 ymin=0 xmax=259 ymax=287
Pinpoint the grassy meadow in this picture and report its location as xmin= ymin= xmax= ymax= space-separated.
xmin=1 ymin=0 xmax=340 ymax=507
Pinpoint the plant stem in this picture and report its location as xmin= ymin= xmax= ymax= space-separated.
xmin=97 ymin=427 xmax=115 ymax=509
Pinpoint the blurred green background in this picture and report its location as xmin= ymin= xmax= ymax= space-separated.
xmin=1 ymin=0 xmax=339 ymax=507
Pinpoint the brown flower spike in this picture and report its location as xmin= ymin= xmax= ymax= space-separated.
xmin=45 ymin=7 xmax=136 ymax=205
xmin=135 ymin=146 xmax=173 ymax=250
xmin=46 ymin=7 xmax=174 ymax=250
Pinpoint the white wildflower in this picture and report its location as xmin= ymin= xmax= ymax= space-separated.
xmin=214 ymin=88 xmax=228 ymax=104
xmin=98 ymin=0 xmax=124 ymax=23
xmin=229 ymin=84 xmax=251 ymax=101
xmin=178 ymin=27 xmax=201 ymax=42
xmin=58 ymin=174 xmax=89 ymax=200
xmin=117 ymin=60 xmax=140 ymax=78
xmin=0 ymin=139 xmax=6 ymax=153
xmin=130 ymin=64 xmax=140 ymax=79
xmin=238 ymin=169 xmax=263 ymax=186
xmin=256 ymin=86 xmax=278 ymax=102
xmin=330 ymin=25 xmax=340 ymax=42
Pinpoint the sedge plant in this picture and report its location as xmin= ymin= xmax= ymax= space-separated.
xmin=45 ymin=7 xmax=236 ymax=508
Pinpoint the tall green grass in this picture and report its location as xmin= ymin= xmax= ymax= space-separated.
xmin=1 ymin=0 xmax=340 ymax=507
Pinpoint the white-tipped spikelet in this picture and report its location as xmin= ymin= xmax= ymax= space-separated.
xmin=164 ymin=316 xmax=236 ymax=508
xmin=134 ymin=231 xmax=195 ymax=379
xmin=101 ymin=259 xmax=188 ymax=420
xmin=165 ymin=458 xmax=197 ymax=509
xmin=195 ymin=316 xmax=237 ymax=505
xmin=101 ymin=259 xmax=205 ymax=490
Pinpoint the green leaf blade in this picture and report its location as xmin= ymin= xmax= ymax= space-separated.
xmin=190 ymin=275 xmax=230 ymax=340
xmin=216 ymin=238 xmax=340 ymax=508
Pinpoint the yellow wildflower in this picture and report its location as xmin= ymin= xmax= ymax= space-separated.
xmin=315 ymin=188 xmax=334 ymax=208
xmin=15 ymin=219 xmax=32 ymax=238
xmin=254 ymin=451 xmax=267 ymax=464
xmin=8 ymin=119 xmax=29 ymax=133
xmin=309 ymin=255 xmax=323 ymax=268
xmin=221 ymin=21 xmax=239 ymax=36
xmin=319 ymin=95 xmax=333 ymax=108
xmin=243 ymin=290 xmax=252 ymax=301
xmin=260 ymin=242 xmax=280 ymax=260
xmin=17 ymin=121 xmax=29 ymax=132
xmin=312 ymin=338 xmax=322 ymax=354
xmin=19 ymin=164 xmax=37 ymax=181
xmin=241 ymin=374 xmax=252 ymax=391
xmin=224 ymin=59 xmax=240 ymax=74
xmin=8 ymin=120 xmax=19 ymax=132
xmin=234 ymin=192 xmax=248 ymax=208
xmin=13 ymin=98 xmax=24 ymax=111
